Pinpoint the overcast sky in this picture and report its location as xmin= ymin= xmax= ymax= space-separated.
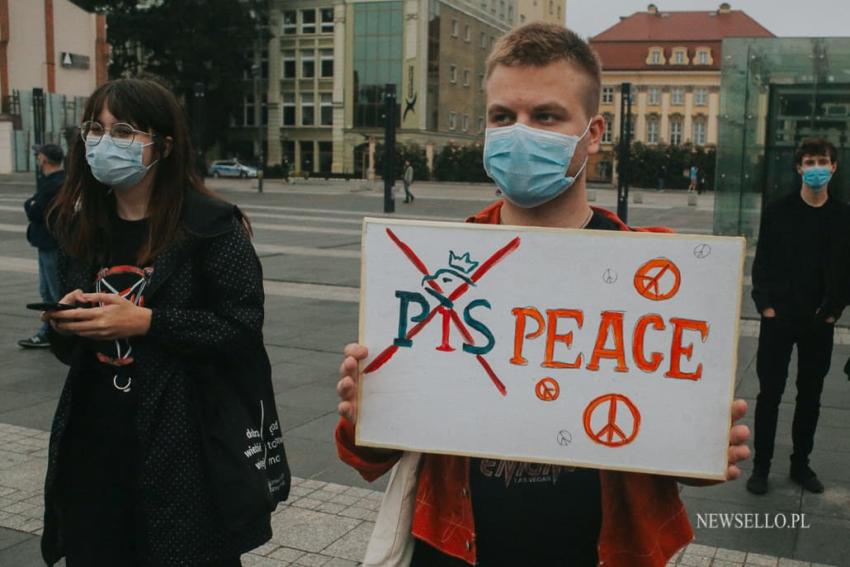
xmin=565 ymin=0 xmax=849 ymax=39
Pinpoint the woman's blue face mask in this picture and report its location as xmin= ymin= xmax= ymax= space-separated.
xmin=483 ymin=121 xmax=591 ymax=208
xmin=85 ymin=136 xmax=158 ymax=188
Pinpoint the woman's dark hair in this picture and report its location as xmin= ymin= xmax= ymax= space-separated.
xmin=50 ymin=78 xmax=244 ymax=265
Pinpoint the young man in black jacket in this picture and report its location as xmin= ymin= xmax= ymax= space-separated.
xmin=748 ymin=138 xmax=850 ymax=495
xmin=19 ymin=144 xmax=65 ymax=349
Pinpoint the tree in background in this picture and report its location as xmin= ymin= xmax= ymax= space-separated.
xmin=433 ymin=142 xmax=489 ymax=183
xmin=629 ymin=142 xmax=716 ymax=190
xmin=70 ymin=0 xmax=266 ymax=160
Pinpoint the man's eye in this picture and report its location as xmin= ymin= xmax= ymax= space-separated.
xmin=536 ymin=113 xmax=557 ymax=123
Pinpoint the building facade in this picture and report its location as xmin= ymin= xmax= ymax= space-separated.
xmin=515 ymin=0 xmax=564 ymax=26
xmin=588 ymin=2 xmax=773 ymax=183
xmin=0 ymin=0 xmax=108 ymax=173
xmin=273 ymin=0 xmax=516 ymax=177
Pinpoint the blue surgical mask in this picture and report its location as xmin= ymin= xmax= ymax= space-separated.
xmin=801 ymin=166 xmax=832 ymax=191
xmin=85 ymin=136 xmax=158 ymax=188
xmin=483 ymin=121 xmax=591 ymax=208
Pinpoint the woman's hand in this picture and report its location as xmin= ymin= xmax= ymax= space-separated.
xmin=42 ymin=289 xmax=87 ymax=336
xmin=47 ymin=292 xmax=152 ymax=340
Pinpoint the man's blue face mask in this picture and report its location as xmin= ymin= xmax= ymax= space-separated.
xmin=801 ymin=166 xmax=833 ymax=192
xmin=483 ymin=121 xmax=591 ymax=209
xmin=85 ymin=136 xmax=158 ymax=188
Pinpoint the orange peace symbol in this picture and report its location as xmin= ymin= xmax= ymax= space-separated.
xmin=633 ymin=257 xmax=681 ymax=301
xmin=535 ymin=377 xmax=560 ymax=402
xmin=582 ymin=393 xmax=641 ymax=448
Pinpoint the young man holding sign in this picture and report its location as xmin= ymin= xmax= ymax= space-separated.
xmin=336 ymin=23 xmax=750 ymax=567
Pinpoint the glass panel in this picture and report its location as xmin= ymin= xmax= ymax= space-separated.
xmin=353 ymin=2 xmax=403 ymax=128
xmin=715 ymin=38 xmax=850 ymax=236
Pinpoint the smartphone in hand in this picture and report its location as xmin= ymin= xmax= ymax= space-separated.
xmin=26 ymin=302 xmax=77 ymax=312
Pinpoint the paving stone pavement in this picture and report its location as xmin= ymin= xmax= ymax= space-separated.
xmin=0 ymin=422 xmax=838 ymax=567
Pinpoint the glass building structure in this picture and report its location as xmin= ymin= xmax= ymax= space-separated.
xmin=715 ymin=38 xmax=850 ymax=237
xmin=352 ymin=2 xmax=403 ymax=128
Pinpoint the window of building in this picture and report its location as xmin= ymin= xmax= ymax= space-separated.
xmin=450 ymin=64 xmax=457 ymax=84
xmin=673 ymin=49 xmax=686 ymax=65
xmin=283 ymin=51 xmax=296 ymax=79
xmin=478 ymin=116 xmax=485 ymax=132
xmin=481 ymin=0 xmax=487 ymax=8
xmin=283 ymin=11 xmax=297 ymax=35
xmin=244 ymin=94 xmax=255 ymax=127
xmin=549 ymin=0 xmax=554 ymax=14
xmin=508 ymin=5 xmax=513 ymax=21
xmin=320 ymin=93 xmax=333 ymax=125
xmin=520 ymin=14 xmax=526 ymax=23
xmin=557 ymin=5 xmax=561 ymax=18
xmin=648 ymin=48 xmax=665 ymax=65
xmin=321 ymin=8 xmax=334 ymax=33
xmin=462 ymin=114 xmax=469 ymax=132
xmin=695 ymin=87 xmax=708 ymax=106
xmin=449 ymin=112 xmax=456 ymax=130
xmin=500 ymin=0 xmax=505 ymax=18
xmin=463 ymin=69 xmax=470 ymax=87
xmin=601 ymin=86 xmax=614 ymax=104
xmin=300 ymin=141 xmax=314 ymax=172
xmin=301 ymin=50 xmax=315 ymax=78
xmin=452 ymin=19 xmax=458 ymax=37
xmin=479 ymin=73 xmax=485 ymax=91
xmin=648 ymin=87 xmax=660 ymax=105
xmin=464 ymin=25 xmax=471 ymax=42
xmin=318 ymin=141 xmax=333 ymax=172
xmin=693 ymin=117 xmax=706 ymax=145
xmin=301 ymin=93 xmax=315 ymax=126
xmin=301 ymin=9 xmax=316 ymax=34
xmin=480 ymin=32 xmax=487 ymax=49
xmin=647 ymin=115 xmax=659 ymax=144
xmin=602 ymin=113 xmax=613 ymax=143
xmin=696 ymin=48 xmax=711 ymax=65
xmin=320 ymin=49 xmax=334 ymax=77
xmin=670 ymin=116 xmax=683 ymax=145
xmin=671 ymin=87 xmax=684 ymax=105
xmin=352 ymin=2 xmax=402 ymax=128
xmin=283 ymin=93 xmax=295 ymax=126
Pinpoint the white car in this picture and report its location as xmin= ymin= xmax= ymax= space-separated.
xmin=209 ymin=159 xmax=259 ymax=178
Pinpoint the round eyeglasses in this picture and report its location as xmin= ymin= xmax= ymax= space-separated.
xmin=80 ymin=121 xmax=152 ymax=149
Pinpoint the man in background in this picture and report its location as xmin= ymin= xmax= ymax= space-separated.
xmin=402 ymin=160 xmax=415 ymax=203
xmin=748 ymin=137 xmax=849 ymax=495
xmin=18 ymin=144 xmax=65 ymax=349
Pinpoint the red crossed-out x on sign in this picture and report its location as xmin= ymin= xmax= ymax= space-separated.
xmin=363 ymin=228 xmax=520 ymax=396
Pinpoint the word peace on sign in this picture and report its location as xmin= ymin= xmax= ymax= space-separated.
xmin=582 ymin=393 xmax=641 ymax=448
xmin=633 ymin=257 xmax=681 ymax=302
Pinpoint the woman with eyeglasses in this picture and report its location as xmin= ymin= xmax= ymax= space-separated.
xmin=40 ymin=78 xmax=290 ymax=566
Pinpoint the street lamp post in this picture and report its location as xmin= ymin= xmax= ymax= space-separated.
xmin=251 ymin=62 xmax=264 ymax=194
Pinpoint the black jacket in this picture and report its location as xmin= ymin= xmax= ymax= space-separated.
xmin=24 ymin=169 xmax=64 ymax=250
xmin=42 ymin=190 xmax=290 ymax=566
xmin=752 ymin=192 xmax=850 ymax=321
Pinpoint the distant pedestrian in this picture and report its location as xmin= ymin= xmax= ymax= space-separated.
xmin=657 ymin=164 xmax=667 ymax=192
xmin=403 ymin=159 xmax=415 ymax=203
xmin=688 ymin=165 xmax=698 ymax=192
xmin=40 ymin=78 xmax=290 ymax=566
xmin=18 ymin=144 xmax=65 ymax=349
xmin=748 ymin=137 xmax=850 ymax=496
xmin=282 ymin=156 xmax=290 ymax=183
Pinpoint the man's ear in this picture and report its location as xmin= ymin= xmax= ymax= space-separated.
xmin=586 ymin=114 xmax=605 ymax=156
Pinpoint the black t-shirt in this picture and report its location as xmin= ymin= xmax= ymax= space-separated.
xmin=790 ymin=195 xmax=829 ymax=315
xmin=411 ymin=210 xmax=619 ymax=567
xmin=61 ymin=216 xmax=150 ymax=563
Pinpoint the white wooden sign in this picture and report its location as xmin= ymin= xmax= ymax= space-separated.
xmin=356 ymin=218 xmax=745 ymax=480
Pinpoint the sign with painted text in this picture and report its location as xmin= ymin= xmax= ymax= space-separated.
xmin=356 ymin=218 xmax=745 ymax=480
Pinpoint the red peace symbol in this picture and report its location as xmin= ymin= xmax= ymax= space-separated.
xmin=535 ymin=377 xmax=560 ymax=402
xmin=633 ymin=258 xmax=681 ymax=301
xmin=582 ymin=393 xmax=641 ymax=448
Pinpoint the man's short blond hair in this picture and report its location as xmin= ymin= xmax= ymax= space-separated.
xmin=485 ymin=22 xmax=602 ymax=117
